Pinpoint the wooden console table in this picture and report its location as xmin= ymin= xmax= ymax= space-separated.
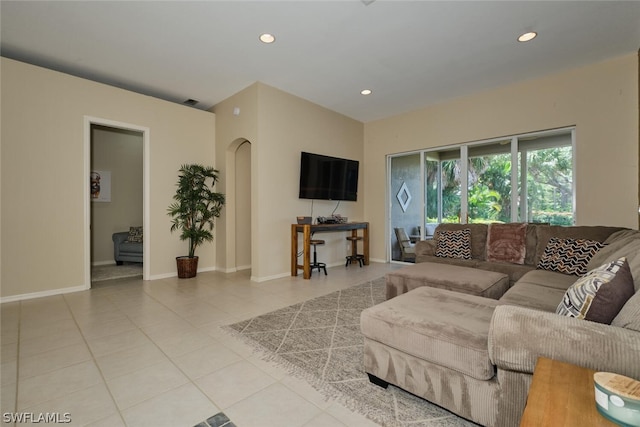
xmin=520 ymin=357 xmax=617 ymax=426
xmin=291 ymin=222 xmax=369 ymax=279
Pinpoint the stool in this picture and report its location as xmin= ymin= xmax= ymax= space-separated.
xmin=310 ymin=239 xmax=327 ymax=276
xmin=345 ymin=235 xmax=365 ymax=267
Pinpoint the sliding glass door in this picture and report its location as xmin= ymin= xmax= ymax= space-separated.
xmin=389 ymin=153 xmax=422 ymax=262
xmin=387 ymin=128 xmax=574 ymax=262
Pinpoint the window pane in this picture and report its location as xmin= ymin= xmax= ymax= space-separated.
xmin=467 ymin=141 xmax=512 ymax=224
xmin=525 ymin=146 xmax=573 ymax=225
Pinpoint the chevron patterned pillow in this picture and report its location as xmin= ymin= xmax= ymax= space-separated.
xmin=537 ymin=237 xmax=605 ymax=276
xmin=435 ymin=229 xmax=472 ymax=259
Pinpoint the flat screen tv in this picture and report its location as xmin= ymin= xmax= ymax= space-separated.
xmin=299 ymin=152 xmax=359 ymax=201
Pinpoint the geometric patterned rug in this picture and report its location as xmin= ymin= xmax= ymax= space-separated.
xmin=225 ymin=277 xmax=477 ymax=427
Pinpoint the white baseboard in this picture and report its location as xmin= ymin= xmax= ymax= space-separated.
xmin=0 ymin=284 xmax=89 ymax=304
xmin=251 ymin=271 xmax=290 ymax=282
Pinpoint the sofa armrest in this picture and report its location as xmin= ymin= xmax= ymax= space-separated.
xmin=415 ymin=239 xmax=436 ymax=257
xmin=488 ymin=305 xmax=640 ymax=379
xmin=112 ymin=231 xmax=129 ymax=245
xmin=112 ymin=231 xmax=129 ymax=260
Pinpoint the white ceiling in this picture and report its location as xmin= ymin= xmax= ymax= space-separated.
xmin=2 ymin=1 xmax=639 ymax=122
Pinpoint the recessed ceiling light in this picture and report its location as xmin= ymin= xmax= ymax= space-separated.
xmin=518 ymin=31 xmax=537 ymax=42
xmin=360 ymin=89 xmax=372 ymax=95
xmin=259 ymin=33 xmax=276 ymax=44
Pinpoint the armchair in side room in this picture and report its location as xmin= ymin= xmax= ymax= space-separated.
xmin=112 ymin=227 xmax=143 ymax=264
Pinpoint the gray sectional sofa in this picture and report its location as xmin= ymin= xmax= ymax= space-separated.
xmin=360 ymin=223 xmax=640 ymax=427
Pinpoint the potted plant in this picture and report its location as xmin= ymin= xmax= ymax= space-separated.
xmin=167 ymin=164 xmax=225 ymax=278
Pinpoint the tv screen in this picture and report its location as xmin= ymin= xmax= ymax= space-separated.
xmin=299 ymin=152 xmax=359 ymax=201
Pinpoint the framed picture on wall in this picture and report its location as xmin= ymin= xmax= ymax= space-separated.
xmin=90 ymin=170 xmax=111 ymax=202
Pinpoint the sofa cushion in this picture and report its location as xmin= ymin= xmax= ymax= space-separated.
xmin=385 ymin=262 xmax=509 ymax=300
xmin=361 ymin=286 xmax=499 ymax=381
xmin=434 ymin=223 xmax=488 ymax=260
xmin=474 ymin=260 xmax=536 ymax=286
xmin=435 ymin=229 xmax=472 ymax=260
xmin=486 ymin=223 xmax=527 ymax=264
xmin=588 ymin=229 xmax=640 ymax=292
xmin=537 ymin=237 xmax=605 ymax=276
xmin=119 ymin=241 xmax=143 ymax=254
xmin=612 ymin=290 xmax=640 ymax=332
xmin=556 ymin=257 xmax=634 ymax=324
xmin=499 ymin=282 xmax=569 ymax=312
xmin=515 ymin=269 xmax=578 ymax=292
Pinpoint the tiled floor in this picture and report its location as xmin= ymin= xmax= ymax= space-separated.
xmin=1 ymin=262 xmax=402 ymax=427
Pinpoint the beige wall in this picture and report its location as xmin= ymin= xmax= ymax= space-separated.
xmin=364 ymin=54 xmax=639 ymax=261
xmin=214 ymin=83 xmax=364 ymax=280
xmin=90 ymin=126 xmax=144 ymax=264
xmin=1 ymin=58 xmax=215 ymax=300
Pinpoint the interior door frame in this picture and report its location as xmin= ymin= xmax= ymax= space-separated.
xmin=83 ymin=116 xmax=150 ymax=288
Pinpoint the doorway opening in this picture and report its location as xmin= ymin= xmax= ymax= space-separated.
xmin=84 ymin=117 xmax=150 ymax=288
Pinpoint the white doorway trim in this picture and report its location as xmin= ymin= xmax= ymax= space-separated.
xmin=83 ymin=116 xmax=151 ymax=288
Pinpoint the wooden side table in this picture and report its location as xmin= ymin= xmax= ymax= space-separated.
xmin=520 ymin=357 xmax=617 ymax=426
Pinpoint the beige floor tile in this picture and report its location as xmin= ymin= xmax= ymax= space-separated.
xmin=1 ymin=342 xmax=18 ymax=363
xmin=20 ymin=382 xmax=118 ymax=427
xmin=225 ymin=382 xmax=321 ymax=427
xmin=302 ymin=411 xmax=348 ymax=427
xmin=280 ymin=374 xmax=333 ymax=410
xmin=106 ymin=358 xmax=189 ymax=409
xmin=85 ymin=328 xmax=152 ymax=357
xmin=17 ymin=361 xmax=103 ymax=410
xmin=126 ymin=308 xmax=185 ymax=328
xmin=77 ymin=316 xmax=138 ymax=339
xmin=153 ymin=329 xmax=216 ymax=358
xmin=95 ymin=341 xmax=169 ymax=379
xmin=141 ymin=317 xmax=199 ymax=341
xmin=1 ymin=360 xmax=17 ymax=386
xmin=19 ymin=342 xmax=92 ymax=379
xmin=18 ymin=317 xmax=80 ymax=343
xmin=1 ymin=382 xmax=17 ymax=414
xmin=324 ymin=401 xmax=381 ymax=427
xmin=121 ymin=383 xmax=219 ymax=427
xmin=73 ymin=308 xmax=128 ymax=327
xmin=85 ymin=413 xmax=126 ymax=427
xmin=172 ymin=342 xmax=242 ymax=380
xmin=196 ymin=359 xmax=277 ymax=409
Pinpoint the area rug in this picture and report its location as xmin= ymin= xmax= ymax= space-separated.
xmin=91 ymin=263 xmax=143 ymax=282
xmin=225 ymin=277 xmax=477 ymax=427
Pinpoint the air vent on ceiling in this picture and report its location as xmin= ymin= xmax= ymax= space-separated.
xmin=183 ymin=99 xmax=199 ymax=106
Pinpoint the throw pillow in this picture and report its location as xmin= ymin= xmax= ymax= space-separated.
xmin=435 ymin=229 xmax=472 ymax=260
xmin=556 ymin=257 xmax=635 ymax=324
xmin=127 ymin=226 xmax=143 ymax=243
xmin=486 ymin=223 xmax=527 ymax=264
xmin=537 ymin=237 xmax=605 ymax=276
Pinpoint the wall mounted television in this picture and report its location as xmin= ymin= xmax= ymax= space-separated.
xmin=299 ymin=152 xmax=359 ymax=201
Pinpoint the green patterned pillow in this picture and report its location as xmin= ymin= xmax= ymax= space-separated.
xmin=127 ymin=226 xmax=143 ymax=243
xmin=556 ymin=257 xmax=634 ymax=324
xmin=435 ymin=229 xmax=472 ymax=260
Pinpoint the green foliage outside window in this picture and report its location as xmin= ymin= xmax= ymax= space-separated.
xmin=425 ymin=146 xmax=572 ymax=226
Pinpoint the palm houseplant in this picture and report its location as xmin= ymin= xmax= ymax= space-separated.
xmin=168 ymin=164 xmax=225 ymax=278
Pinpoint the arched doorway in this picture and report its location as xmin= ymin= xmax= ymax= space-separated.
xmin=235 ymin=140 xmax=251 ymax=271
xmin=225 ymin=138 xmax=252 ymax=273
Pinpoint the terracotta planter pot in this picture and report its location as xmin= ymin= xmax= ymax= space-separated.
xmin=176 ymin=256 xmax=198 ymax=278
